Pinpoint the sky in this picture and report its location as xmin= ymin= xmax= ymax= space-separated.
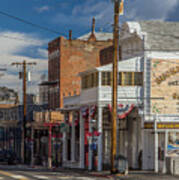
xmin=0 ymin=0 xmax=179 ymax=100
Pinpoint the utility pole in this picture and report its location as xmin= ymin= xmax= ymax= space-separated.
xmin=111 ymin=0 xmax=120 ymax=174
xmin=12 ymin=60 xmax=36 ymax=163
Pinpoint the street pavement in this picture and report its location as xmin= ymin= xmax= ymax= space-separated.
xmin=0 ymin=165 xmax=178 ymax=180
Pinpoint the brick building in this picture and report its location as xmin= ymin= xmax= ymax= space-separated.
xmin=48 ymin=18 xmax=113 ymax=109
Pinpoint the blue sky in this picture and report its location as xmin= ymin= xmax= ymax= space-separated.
xmin=0 ymin=0 xmax=179 ymax=98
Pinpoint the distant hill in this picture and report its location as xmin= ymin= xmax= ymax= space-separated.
xmin=0 ymin=87 xmax=19 ymax=104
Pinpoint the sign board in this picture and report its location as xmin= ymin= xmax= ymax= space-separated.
xmin=150 ymin=59 xmax=179 ymax=114
xmin=144 ymin=122 xmax=179 ymax=129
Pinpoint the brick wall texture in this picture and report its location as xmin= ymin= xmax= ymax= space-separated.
xmin=48 ymin=36 xmax=113 ymax=109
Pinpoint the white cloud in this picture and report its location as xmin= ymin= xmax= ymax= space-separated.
xmin=35 ymin=5 xmax=50 ymax=13
xmin=37 ymin=48 xmax=48 ymax=59
xmin=126 ymin=0 xmax=178 ymax=20
xmin=53 ymin=0 xmax=178 ymax=31
xmin=0 ymin=31 xmax=48 ymax=99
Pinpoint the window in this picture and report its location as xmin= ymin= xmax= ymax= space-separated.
xmin=91 ymin=73 xmax=94 ymax=88
xmin=122 ymin=72 xmax=132 ymax=86
xmin=82 ymin=72 xmax=98 ymax=89
xmin=118 ymin=72 xmax=143 ymax=86
xmin=102 ymin=72 xmax=111 ymax=86
xmin=94 ymin=72 xmax=98 ymax=87
xmin=118 ymin=72 xmax=122 ymax=85
xmin=134 ymin=72 xmax=143 ymax=86
xmin=82 ymin=75 xmax=88 ymax=89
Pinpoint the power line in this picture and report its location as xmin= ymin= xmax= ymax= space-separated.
xmin=0 ymin=10 xmax=65 ymax=36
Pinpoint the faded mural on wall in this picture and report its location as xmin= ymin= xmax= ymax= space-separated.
xmin=151 ymin=59 xmax=179 ymax=114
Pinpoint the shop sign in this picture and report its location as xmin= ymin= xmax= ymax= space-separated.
xmin=144 ymin=122 xmax=179 ymax=129
xmin=157 ymin=123 xmax=179 ymax=129
xmin=144 ymin=122 xmax=153 ymax=129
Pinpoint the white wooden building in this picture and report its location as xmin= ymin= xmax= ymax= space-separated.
xmin=60 ymin=21 xmax=179 ymax=173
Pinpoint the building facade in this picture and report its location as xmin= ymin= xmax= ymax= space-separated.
xmin=48 ymin=19 xmax=113 ymax=109
xmin=59 ymin=21 xmax=179 ymax=173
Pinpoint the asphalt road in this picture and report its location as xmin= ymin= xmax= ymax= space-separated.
xmin=0 ymin=165 xmax=106 ymax=180
xmin=0 ymin=165 xmax=178 ymax=180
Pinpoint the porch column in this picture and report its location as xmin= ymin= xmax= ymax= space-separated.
xmin=154 ymin=118 xmax=159 ymax=173
xmin=62 ymin=112 xmax=68 ymax=163
xmin=71 ymin=111 xmax=76 ymax=162
xmin=88 ymin=106 xmax=93 ymax=171
xmin=97 ymin=105 xmax=103 ymax=171
xmin=79 ymin=109 xmax=85 ymax=168
xmin=163 ymin=130 xmax=168 ymax=173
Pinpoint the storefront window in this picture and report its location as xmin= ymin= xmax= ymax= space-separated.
xmin=168 ymin=132 xmax=179 ymax=156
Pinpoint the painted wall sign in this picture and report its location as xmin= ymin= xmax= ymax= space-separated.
xmin=168 ymin=80 xmax=179 ymax=86
xmin=151 ymin=59 xmax=179 ymax=115
xmin=155 ymin=66 xmax=179 ymax=85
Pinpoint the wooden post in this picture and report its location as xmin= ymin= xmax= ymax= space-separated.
xmin=111 ymin=0 xmax=119 ymax=173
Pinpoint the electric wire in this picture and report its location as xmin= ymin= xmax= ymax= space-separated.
xmin=0 ymin=10 xmax=66 ymax=36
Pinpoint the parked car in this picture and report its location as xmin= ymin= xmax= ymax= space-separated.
xmin=0 ymin=150 xmax=19 ymax=165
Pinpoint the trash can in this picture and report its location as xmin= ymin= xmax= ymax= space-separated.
xmin=114 ymin=155 xmax=128 ymax=174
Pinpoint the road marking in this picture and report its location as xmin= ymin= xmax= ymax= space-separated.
xmin=0 ymin=170 xmax=28 ymax=180
xmin=58 ymin=176 xmax=73 ymax=179
xmin=0 ymin=177 xmax=3 ymax=180
xmin=11 ymin=175 xmax=28 ymax=180
xmin=77 ymin=177 xmax=94 ymax=180
xmin=33 ymin=175 xmax=49 ymax=179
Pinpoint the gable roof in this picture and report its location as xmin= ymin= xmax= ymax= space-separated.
xmin=126 ymin=21 xmax=179 ymax=51
xmin=79 ymin=56 xmax=143 ymax=76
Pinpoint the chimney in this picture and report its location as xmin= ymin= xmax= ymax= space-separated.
xmin=69 ymin=30 xmax=72 ymax=40
xmin=88 ymin=17 xmax=96 ymax=42
xmin=92 ymin=17 xmax=95 ymax=35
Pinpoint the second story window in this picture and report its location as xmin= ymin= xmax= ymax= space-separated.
xmin=102 ymin=72 xmax=111 ymax=86
xmin=82 ymin=72 xmax=98 ymax=89
xmin=122 ymin=72 xmax=133 ymax=86
xmin=134 ymin=72 xmax=143 ymax=86
xmin=102 ymin=71 xmax=143 ymax=86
